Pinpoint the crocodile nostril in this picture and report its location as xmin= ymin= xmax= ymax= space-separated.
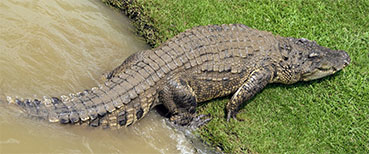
xmin=344 ymin=60 xmax=349 ymax=65
xmin=340 ymin=51 xmax=350 ymax=66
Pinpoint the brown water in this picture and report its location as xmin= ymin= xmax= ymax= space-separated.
xmin=0 ymin=0 xmax=196 ymax=153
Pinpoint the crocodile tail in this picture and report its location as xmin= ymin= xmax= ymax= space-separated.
xmin=4 ymin=83 xmax=139 ymax=128
xmin=5 ymin=90 xmax=97 ymax=124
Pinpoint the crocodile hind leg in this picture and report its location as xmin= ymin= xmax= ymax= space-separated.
xmin=226 ymin=68 xmax=272 ymax=121
xmin=159 ymin=78 xmax=209 ymax=126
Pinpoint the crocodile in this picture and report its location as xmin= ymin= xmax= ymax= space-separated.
xmin=4 ymin=24 xmax=350 ymax=128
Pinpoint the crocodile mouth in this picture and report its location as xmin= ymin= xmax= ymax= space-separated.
xmin=302 ymin=69 xmax=336 ymax=81
xmin=302 ymin=54 xmax=350 ymax=81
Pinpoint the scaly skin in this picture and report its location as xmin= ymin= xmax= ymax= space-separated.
xmin=5 ymin=24 xmax=350 ymax=128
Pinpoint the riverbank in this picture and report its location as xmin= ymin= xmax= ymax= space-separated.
xmin=102 ymin=0 xmax=369 ymax=153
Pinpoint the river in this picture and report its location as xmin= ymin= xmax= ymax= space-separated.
xmin=0 ymin=0 xmax=196 ymax=153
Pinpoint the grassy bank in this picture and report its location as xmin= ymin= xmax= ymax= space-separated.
xmin=103 ymin=0 xmax=369 ymax=153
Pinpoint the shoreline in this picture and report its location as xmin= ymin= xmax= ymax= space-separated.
xmin=102 ymin=0 xmax=162 ymax=47
xmin=101 ymin=0 xmax=219 ymax=152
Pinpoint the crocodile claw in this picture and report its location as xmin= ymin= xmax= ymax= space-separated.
xmin=226 ymin=111 xmax=234 ymax=122
xmin=227 ymin=111 xmax=245 ymax=122
xmin=170 ymin=113 xmax=211 ymax=128
xmin=188 ymin=114 xmax=211 ymax=129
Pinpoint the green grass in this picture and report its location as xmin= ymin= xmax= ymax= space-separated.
xmin=104 ymin=0 xmax=369 ymax=153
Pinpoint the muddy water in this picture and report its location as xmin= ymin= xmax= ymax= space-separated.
xmin=0 ymin=0 xmax=196 ymax=153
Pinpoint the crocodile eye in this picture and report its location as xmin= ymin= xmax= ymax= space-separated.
xmin=308 ymin=52 xmax=319 ymax=58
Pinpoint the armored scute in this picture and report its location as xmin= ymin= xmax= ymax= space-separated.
xmin=5 ymin=24 xmax=350 ymax=128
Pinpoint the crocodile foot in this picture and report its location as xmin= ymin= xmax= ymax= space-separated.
xmin=187 ymin=114 xmax=211 ymax=129
xmin=226 ymin=111 xmax=245 ymax=122
xmin=170 ymin=113 xmax=211 ymax=129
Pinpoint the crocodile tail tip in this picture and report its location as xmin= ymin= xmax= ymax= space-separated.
xmin=6 ymin=96 xmax=15 ymax=104
xmin=4 ymin=96 xmax=28 ymax=114
xmin=3 ymin=95 xmax=58 ymax=122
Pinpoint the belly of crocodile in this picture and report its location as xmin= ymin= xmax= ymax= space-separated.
xmin=186 ymin=71 xmax=248 ymax=102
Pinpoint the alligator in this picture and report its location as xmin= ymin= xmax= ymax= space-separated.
xmin=4 ymin=24 xmax=350 ymax=128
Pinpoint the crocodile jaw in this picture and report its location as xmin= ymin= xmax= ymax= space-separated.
xmin=302 ymin=51 xmax=350 ymax=81
xmin=302 ymin=69 xmax=336 ymax=81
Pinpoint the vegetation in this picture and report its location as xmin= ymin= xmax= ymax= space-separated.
xmin=103 ymin=0 xmax=369 ymax=153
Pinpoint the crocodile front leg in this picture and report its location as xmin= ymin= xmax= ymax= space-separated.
xmin=226 ymin=68 xmax=273 ymax=121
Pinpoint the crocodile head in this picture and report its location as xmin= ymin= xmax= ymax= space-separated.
xmin=275 ymin=37 xmax=350 ymax=83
